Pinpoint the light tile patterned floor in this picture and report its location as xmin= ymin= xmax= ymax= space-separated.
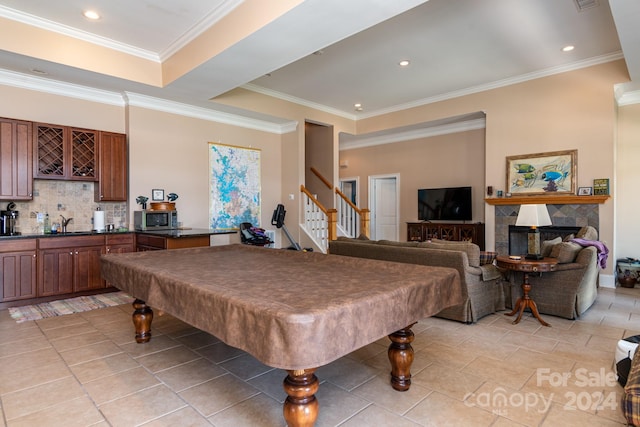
xmin=0 ymin=287 xmax=637 ymax=426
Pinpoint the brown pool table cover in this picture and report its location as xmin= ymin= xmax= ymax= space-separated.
xmin=101 ymin=244 xmax=462 ymax=370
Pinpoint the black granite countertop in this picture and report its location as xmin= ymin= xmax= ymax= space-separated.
xmin=0 ymin=228 xmax=236 ymax=241
xmin=0 ymin=230 xmax=134 ymax=240
xmin=137 ymin=228 xmax=237 ymax=238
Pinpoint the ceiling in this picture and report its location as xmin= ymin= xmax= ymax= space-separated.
xmin=0 ymin=0 xmax=638 ymax=123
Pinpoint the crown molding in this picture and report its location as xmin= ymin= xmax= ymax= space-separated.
xmin=160 ymin=0 xmax=244 ymax=61
xmin=356 ymin=52 xmax=625 ymax=119
xmin=245 ymin=53 xmax=625 ymax=120
xmin=340 ymin=118 xmax=486 ymax=151
xmin=0 ymin=5 xmax=159 ymax=62
xmin=241 ymin=83 xmax=357 ymax=120
xmin=0 ymin=68 xmax=125 ymax=106
xmin=123 ymin=93 xmax=298 ymax=134
xmin=616 ymin=89 xmax=640 ymax=106
xmin=0 ymin=68 xmax=297 ymax=134
xmin=0 ymin=1 xmax=245 ymax=63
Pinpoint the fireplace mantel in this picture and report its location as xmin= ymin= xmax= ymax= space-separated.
xmin=485 ymin=195 xmax=610 ymax=206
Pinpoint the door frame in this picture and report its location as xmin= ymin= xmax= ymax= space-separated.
xmin=368 ymin=173 xmax=400 ymax=241
xmin=339 ymin=176 xmax=360 ymax=207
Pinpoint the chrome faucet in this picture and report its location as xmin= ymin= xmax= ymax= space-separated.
xmin=60 ymin=215 xmax=73 ymax=233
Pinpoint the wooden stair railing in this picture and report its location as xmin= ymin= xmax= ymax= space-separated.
xmin=300 ymin=185 xmax=336 ymax=252
xmin=309 ymin=167 xmax=370 ymax=239
xmin=335 ymin=187 xmax=370 ymax=239
xmin=310 ymin=167 xmax=332 ymax=190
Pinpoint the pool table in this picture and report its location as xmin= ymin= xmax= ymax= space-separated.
xmin=101 ymin=244 xmax=462 ymax=426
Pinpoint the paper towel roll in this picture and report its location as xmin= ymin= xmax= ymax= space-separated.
xmin=93 ymin=210 xmax=105 ymax=231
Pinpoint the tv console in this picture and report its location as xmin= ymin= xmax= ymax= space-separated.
xmin=407 ymin=222 xmax=485 ymax=250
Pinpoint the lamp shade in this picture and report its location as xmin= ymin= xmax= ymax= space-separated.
xmin=515 ymin=204 xmax=552 ymax=227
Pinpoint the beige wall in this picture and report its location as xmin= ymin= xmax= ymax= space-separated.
xmin=339 ymin=129 xmax=485 ymax=239
xmin=305 ymin=122 xmax=334 ymax=208
xmin=353 ymin=60 xmax=628 ymax=276
xmin=0 ymin=58 xmax=636 ymax=275
xmin=0 ymin=85 xmax=124 ymax=132
xmin=0 ymin=85 xmax=285 ymax=246
xmin=616 ymin=102 xmax=640 ymax=259
xmin=127 ymin=106 xmax=282 ymax=233
xmin=213 ymin=87 xmax=356 ymax=246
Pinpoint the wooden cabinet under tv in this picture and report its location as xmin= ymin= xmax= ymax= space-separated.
xmin=407 ymin=222 xmax=485 ymax=250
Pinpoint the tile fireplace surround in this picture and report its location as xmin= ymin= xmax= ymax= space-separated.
xmin=495 ymin=204 xmax=599 ymax=256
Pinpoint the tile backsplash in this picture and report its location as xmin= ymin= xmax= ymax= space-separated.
xmin=9 ymin=180 xmax=128 ymax=234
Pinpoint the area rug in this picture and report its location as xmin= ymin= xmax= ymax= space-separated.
xmin=8 ymin=292 xmax=133 ymax=323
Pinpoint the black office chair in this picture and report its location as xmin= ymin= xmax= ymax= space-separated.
xmin=239 ymin=222 xmax=272 ymax=246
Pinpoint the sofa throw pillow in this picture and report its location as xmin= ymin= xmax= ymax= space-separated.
xmin=550 ymin=241 xmax=582 ymax=263
xmin=479 ymin=251 xmax=497 ymax=265
xmin=541 ymin=237 xmax=562 ymax=257
xmin=418 ymin=240 xmax=480 ymax=267
xmin=576 ymin=225 xmax=598 ymax=241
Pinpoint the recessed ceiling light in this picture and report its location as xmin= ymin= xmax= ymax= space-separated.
xmin=83 ymin=10 xmax=100 ymax=20
xmin=399 ymin=60 xmax=410 ymax=67
xmin=354 ymin=103 xmax=363 ymax=111
xmin=562 ymin=45 xmax=575 ymax=52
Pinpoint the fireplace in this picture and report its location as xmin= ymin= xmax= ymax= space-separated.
xmin=509 ymin=225 xmax=581 ymax=256
xmin=494 ymin=204 xmax=599 ymax=255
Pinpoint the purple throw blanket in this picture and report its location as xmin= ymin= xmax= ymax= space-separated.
xmin=571 ymin=238 xmax=609 ymax=269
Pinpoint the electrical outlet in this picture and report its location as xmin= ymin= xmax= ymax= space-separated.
xmin=289 ymin=194 xmax=295 ymax=200
xmin=36 ymin=212 xmax=44 ymax=223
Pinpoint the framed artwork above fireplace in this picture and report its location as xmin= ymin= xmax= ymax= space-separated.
xmin=506 ymin=149 xmax=577 ymax=196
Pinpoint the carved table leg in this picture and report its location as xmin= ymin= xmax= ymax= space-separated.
xmin=388 ymin=323 xmax=416 ymax=391
xmin=283 ymin=368 xmax=319 ymax=427
xmin=132 ymin=299 xmax=153 ymax=343
xmin=505 ymin=273 xmax=550 ymax=326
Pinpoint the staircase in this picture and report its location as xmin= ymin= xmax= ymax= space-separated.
xmin=299 ymin=168 xmax=369 ymax=253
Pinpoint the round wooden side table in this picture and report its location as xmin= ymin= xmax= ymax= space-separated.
xmin=496 ymin=255 xmax=558 ymax=327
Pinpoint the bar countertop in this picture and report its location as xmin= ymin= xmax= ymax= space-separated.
xmin=0 ymin=228 xmax=236 ymax=241
xmin=136 ymin=228 xmax=237 ymax=238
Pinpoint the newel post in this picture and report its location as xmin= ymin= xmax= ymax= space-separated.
xmin=327 ymin=208 xmax=337 ymax=241
xmin=360 ymin=209 xmax=370 ymax=238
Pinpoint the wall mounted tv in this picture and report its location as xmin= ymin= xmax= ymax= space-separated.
xmin=418 ymin=186 xmax=472 ymax=221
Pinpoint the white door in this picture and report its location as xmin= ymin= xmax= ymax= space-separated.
xmin=369 ymin=175 xmax=399 ymax=241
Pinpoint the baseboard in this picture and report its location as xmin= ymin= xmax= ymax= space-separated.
xmin=599 ymin=273 xmax=616 ymax=288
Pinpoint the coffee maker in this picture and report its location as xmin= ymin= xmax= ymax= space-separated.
xmin=0 ymin=202 xmax=19 ymax=236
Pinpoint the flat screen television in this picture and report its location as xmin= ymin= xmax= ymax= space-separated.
xmin=418 ymin=186 xmax=472 ymax=221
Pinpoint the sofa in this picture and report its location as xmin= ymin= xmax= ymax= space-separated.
xmin=328 ymin=237 xmax=505 ymax=324
xmin=503 ymin=225 xmax=600 ymax=320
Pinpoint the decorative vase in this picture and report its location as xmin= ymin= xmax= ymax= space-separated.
xmin=619 ymin=274 xmax=636 ymax=288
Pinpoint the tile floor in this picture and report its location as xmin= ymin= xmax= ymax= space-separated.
xmin=0 ymin=287 xmax=638 ymax=427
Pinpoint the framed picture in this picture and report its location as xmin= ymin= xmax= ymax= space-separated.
xmin=593 ymin=178 xmax=610 ymax=195
xmin=209 ymin=142 xmax=261 ymax=230
xmin=506 ymin=149 xmax=577 ymax=196
xmin=152 ymin=189 xmax=165 ymax=201
xmin=578 ymin=186 xmax=592 ymax=196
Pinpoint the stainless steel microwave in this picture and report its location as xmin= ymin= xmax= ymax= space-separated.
xmin=134 ymin=210 xmax=178 ymax=230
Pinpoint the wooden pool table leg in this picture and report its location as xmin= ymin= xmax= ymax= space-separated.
xmin=132 ymin=299 xmax=153 ymax=343
xmin=283 ymin=368 xmax=319 ymax=427
xmin=388 ymin=323 xmax=416 ymax=391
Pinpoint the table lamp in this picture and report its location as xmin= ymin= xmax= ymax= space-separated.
xmin=515 ymin=204 xmax=552 ymax=260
